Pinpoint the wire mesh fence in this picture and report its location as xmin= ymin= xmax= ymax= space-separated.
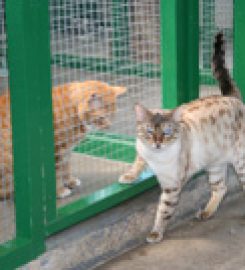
xmin=0 ymin=0 xmax=16 ymax=244
xmin=49 ymin=0 xmax=234 ymax=205
xmin=199 ymin=0 xmax=233 ymax=97
xmin=49 ymin=0 xmax=162 ymax=204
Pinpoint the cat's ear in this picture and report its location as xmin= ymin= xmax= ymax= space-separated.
xmin=135 ymin=103 xmax=151 ymax=122
xmin=111 ymin=86 xmax=127 ymax=97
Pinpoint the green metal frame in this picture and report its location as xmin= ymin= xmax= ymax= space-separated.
xmin=234 ymin=0 xmax=245 ymax=101
xmin=46 ymin=172 xmax=157 ymax=236
xmin=44 ymin=0 xmax=200 ymax=238
xmin=0 ymin=1 xmax=201 ymax=268
xmin=161 ymin=0 xmax=199 ymax=108
xmin=0 ymin=0 xmax=50 ymax=269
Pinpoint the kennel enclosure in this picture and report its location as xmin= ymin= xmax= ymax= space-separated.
xmin=0 ymin=1 xmax=245 ymax=269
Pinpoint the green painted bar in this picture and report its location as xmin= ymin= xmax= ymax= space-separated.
xmin=0 ymin=238 xmax=34 ymax=270
xmin=4 ymin=0 xmax=48 ymax=266
xmin=46 ymin=167 xmax=205 ymax=237
xmin=234 ymin=0 xmax=245 ymax=101
xmin=46 ymin=176 xmax=157 ymax=236
xmin=160 ymin=0 xmax=178 ymax=108
xmin=40 ymin=2 xmax=57 ymax=224
xmin=186 ymin=0 xmax=199 ymax=101
xmin=160 ymin=0 xmax=199 ymax=109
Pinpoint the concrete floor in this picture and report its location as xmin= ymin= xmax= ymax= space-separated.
xmin=98 ymin=194 xmax=245 ymax=270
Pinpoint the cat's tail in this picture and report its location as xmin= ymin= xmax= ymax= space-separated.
xmin=212 ymin=32 xmax=241 ymax=99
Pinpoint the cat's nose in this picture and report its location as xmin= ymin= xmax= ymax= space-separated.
xmin=156 ymin=143 xmax=161 ymax=149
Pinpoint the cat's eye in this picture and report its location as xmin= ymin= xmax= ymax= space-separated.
xmin=163 ymin=127 xmax=172 ymax=136
xmin=146 ymin=127 xmax=153 ymax=134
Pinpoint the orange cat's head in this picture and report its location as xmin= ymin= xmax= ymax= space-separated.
xmin=69 ymin=80 xmax=127 ymax=129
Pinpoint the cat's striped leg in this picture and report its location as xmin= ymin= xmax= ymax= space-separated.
xmin=147 ymin=187 xmax=181 ymax=243
xmin=0 ymin=165 xmax=13 ymax=200
xmin=197 ymin=166 xmax=227 ymax=220
xmin=55 ymin=156 xmax=72 ymax=199
xmin=65 ymin=158 xmax=81 ymax=189
xmin=119 ymin=154 xmax=146 ymax=184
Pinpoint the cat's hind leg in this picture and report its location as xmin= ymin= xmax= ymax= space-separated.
xmin=197 ymin=165 xmax=227 ymax=220
xmin=55 ymin=156 xmax=72 ymax=199
xmin=119 ymin=154 xmax=146 ymax=184
xmin=233 ymin=157 xmax=245 ymax=191
xmin=0 ymin=166 xmax=13 ymax=200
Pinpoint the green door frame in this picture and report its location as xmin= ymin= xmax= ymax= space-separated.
xmin=0 ymin=0 xmax=50 ymax=268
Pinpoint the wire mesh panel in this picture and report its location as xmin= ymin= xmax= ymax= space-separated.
xmin=199 ymin=0 xmax=233 ymax=97
xmin=0 ymin=0 xmax=16 ymax=243
xmin=49 ymin=0 xmax=161 ymax=205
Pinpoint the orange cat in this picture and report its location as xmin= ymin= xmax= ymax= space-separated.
xmin=0 ymin=80 xmax=127 ymax=199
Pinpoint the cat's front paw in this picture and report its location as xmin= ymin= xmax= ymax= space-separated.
xmin=118 ymin=172 xmax=137 ymax=184
xmin=146 ymin=231 xmax=163 ymax=244
xmin=57 ymin=187 xmax=72 ymax=199
xmin=195 ymin=209 xmax=212 ymax=221
xmin=66 ymin=177 xmax=81 ymax=189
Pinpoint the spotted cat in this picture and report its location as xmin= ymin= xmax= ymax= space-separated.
xmin=119 ymin=32 xmax=244 ymax=243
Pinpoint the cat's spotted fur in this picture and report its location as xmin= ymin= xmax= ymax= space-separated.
xmin=119 ymin=32 xmax=244 ymax=243
xmin=0 ymin=80 xmax=126 ymax=199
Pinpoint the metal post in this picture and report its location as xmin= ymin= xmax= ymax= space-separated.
xmin=234 ymin=0 xmax=245 ymax=101
xmin=160 ymin=0 xmax=199 ymax=109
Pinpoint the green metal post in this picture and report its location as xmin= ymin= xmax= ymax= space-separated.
xmin=186 ymin=0 xmax=199 ymax=101
xmin=40 ymin=5 xmax=57 ymax=223
xmin=112 ymin=0 xmax=130 ymax=60
xmin=3 ymin=0 xmax=52 ymax=266
xmin=234 ymin=0 xmax=245 ymax=101
xmin=160 ymin=0 xmax=199 ymax=109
